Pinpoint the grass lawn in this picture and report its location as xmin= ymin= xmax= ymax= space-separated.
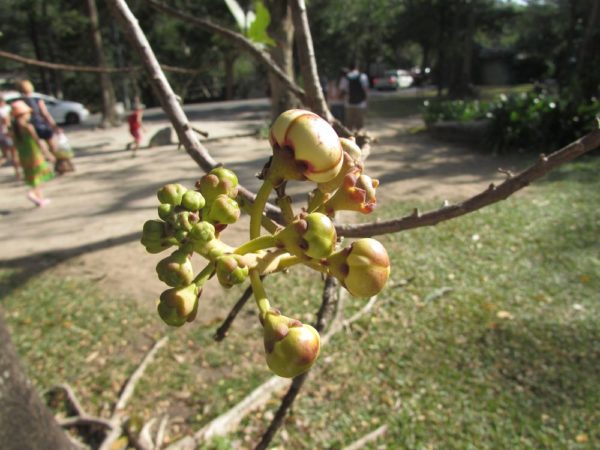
xmin=1 ymin=156 xmax=598 ymax=449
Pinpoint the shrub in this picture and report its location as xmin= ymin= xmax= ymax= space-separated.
xmin=423 ymin=91 xmax=600 ymax=153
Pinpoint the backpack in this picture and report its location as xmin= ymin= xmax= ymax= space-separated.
xmin=347 ymin=74 xmax=366 ymax=104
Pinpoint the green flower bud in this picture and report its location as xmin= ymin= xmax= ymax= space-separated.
xmin=142 ymin=219 xmax=165 ymax=241
xmin=156 ymin=250 xmax=194 ymax=288
xmin=276 ymin=212 xmax=337 ymax=259
xmin=141 ymin=239 xmax=173 ymax=254
xmin=189 ymin=222 xmax=216 ymax=243
xmin=174 ymin=210 xmax=200 ymax=232
xmin=158 ymin=203 xmax=175 ymax=222
xmin=206 ymin=195 xmax=241 ymax=225
xmin=174 ymin=229 xmax=188 ymax=243
xmin=326 ymin=238 xmax=390 ymax=297
xmin=269 ymin=109 xmax=343 ymax=184
xmin=262 ymin=309 xmax=320 ymax=378
xmin=157 ymin=284 xmax=199 ymax=327
xmin=215 ymin=254 xmax=249 ymax=288
xmin=181 ymin=190 xmax=206 ymax=212
xmin=157 ymin=183 xmax=188 ymax=206
xmin=197 ymin=167 xmax=239 ymax=203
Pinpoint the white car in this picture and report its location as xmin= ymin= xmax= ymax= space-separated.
xmin=373 ymin=69 xmax=414 ymax=90
xmin=3 ymin=91 xmax=90 ymax=125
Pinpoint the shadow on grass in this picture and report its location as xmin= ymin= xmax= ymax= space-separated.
xmin=476 ymin=319 xmax=600 ymax=409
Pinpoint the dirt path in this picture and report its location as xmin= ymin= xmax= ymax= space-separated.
xmin=0 ymin=108 xmax=528 ymax=304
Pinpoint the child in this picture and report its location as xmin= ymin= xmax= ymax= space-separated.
xmin=10 ymin=100 xmax=55 ymax=207
xmin=127 ymin=104 xmax=145 ymax=157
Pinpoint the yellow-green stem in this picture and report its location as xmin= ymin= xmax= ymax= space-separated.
xmin=276 ymin=195 xmax=295 ymax=223
xmin=234 ymin=235 xmax=277 ymax=255
xmin=307 ymin=189 xmax=327 ymax=213
xmin=250 ymin=179 xmax=274 ymax=240
xmin=249 ymin=269 xmax=270 ymax=317
xmin=192 ymin=262 xmax=216 ymax=288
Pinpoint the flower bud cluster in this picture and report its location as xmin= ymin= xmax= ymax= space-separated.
xmin=141 ymin=109 xmax=393 ymax=378
xmin=142 ymin=168 xmax=249 ymax=327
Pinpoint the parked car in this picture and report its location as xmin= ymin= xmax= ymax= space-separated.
xmin=373 ymin=69 xmax=414 ymax=90
xmin=2 ymin=91 xmax=89 ymax=125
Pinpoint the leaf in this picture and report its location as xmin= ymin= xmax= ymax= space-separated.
xmin=223 ymin=0 xmax=255 ymax=32
xmin=247 ymin=0 xmax=276 ymax=46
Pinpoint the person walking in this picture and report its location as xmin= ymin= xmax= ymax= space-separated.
xmin=126 ymin=103 xmax=145 ymax=157
xmin=10 ymin=100 xmax=55 ymax=207
xmin=339 ymin=64 xmax=369 ymax=131
xmin=0 ymin=95 xmax=20 ymax=180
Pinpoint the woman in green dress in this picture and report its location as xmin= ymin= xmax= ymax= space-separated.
xmin=11 ymin=100 xmax=55 ymax=207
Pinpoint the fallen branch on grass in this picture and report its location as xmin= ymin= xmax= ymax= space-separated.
xmin=99 ymin=336 xmax=169 ymax=450
xmin=342 ymin=424 xmax=388 ymax=450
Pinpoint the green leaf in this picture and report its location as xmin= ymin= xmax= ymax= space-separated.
xmin=247 ymin=0 xmax=276 ymax=46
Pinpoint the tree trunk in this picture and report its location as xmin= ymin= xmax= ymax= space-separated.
xmin=42 ymin=1 xmax=64 ymax=98
xmin=86 ymin=0 xmax=118 ymax=127
xmin=0 ymin=311 xmax=75 ymax=450
xmin=27 ymin=6 xmax=51 ymax=94
xmin=265 ymin=0 xmax=299 ymax=119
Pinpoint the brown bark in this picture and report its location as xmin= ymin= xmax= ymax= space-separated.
xmin=86 ymin=0 xmax=118 ymax=127
xmin=265 ymin=0 xmax=299 ymax=118
xmin=0 ymin=311 xmax=75 ymax=450
xmin=289 ymin=0 xmax=332 ymax=121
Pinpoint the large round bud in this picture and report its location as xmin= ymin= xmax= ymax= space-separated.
xmin=262 ymin=310 xmax=320 ymax=378
xmin=270 ymin=109 xmax=343 ymax=184
xmin=326 ymin=238 xmax=390 ymax=297
xmin=276 ymin=212 xmax=337 ymax=259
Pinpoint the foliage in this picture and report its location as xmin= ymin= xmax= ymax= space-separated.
xmin=3 ymin=157 xmax=600 ymax=447
xmin=423 ymin=90 xmax=600 ymax=152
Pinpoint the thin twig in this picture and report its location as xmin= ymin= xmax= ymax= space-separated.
xmin=342 ymin=424 xmax=388 ymax=450
xmin=58 ymin=415 xmax=114 ymax=430
xmin=99 ymin=336 xmax=169 ymax=450
xmin=144 ymin=0 xmax=307 ymax=104
xmin=115 ymin=336 xmax=169 ymax=412
xmin=253 ymin=373 xmax=308 ymax=450
xmin=155 ymin=415 xmax=169 ymax=450
xmin=0 ymin=49 xmax=200 ymax=74
xmin=213 ymin=285 xmax=254 ymax=341
xmin=46 ymin=383 xmax=87 ymax=417
xmin=337 ymin=129 xmax=600 ymax=237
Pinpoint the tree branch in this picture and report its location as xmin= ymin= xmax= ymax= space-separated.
xmin=99 ymin=336 xmax=169 ymax=450
xmin=144 ymin=0 xmax=307 ymax=104
xmin=107 ymin=0 xmax=282 ymax=219
xmin=0 ymin=49 xmax=201 ymax=75
xmin=213 ymin=284 xmax=254 ymax=342
xmin=289 ymin=0 xmax=331 ymax=121
xmin=114 ymin=336 xmax=169 ymax=413
xmin=342 ymin=425 xmax=388 ymax=450
xmin=336 ymin=129 xmax=600 ymax=237
xmin=253 ymin=373 xmax=308 ymax=450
